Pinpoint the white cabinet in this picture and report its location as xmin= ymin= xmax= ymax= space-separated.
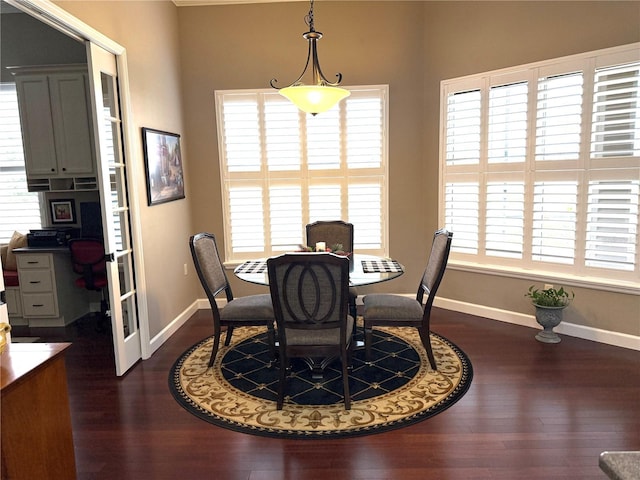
xmin=10 ymin=65 xmax=97 ymax=192
xmin=16 ymin=251 xmax=92 ymax=327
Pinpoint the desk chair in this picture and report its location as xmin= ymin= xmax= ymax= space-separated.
xmin=362 ymin=229 xmax=453 ymax=370
xmin=267 ymin=252 xmax=353 ymax=410
xmin=68 ymin=238 xmax=109 ymax=331
xmin=306 ymin=220 xmax=358 ymax=320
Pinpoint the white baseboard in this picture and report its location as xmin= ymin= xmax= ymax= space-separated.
xmin=435 ymin=297 xmax=640 ymax=351
xmin=145 ymin=299 xmax=205 ymax=359
xmin=146 ymin=296 xmax=639 ymax=360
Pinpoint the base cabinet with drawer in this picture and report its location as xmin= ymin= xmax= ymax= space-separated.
xmin=15 ymin=251 xmax=93 ymax=327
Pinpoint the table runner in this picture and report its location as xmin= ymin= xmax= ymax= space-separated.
xmin=361 ymin=259 xmax=403 ymax=273
xmin=235 ymin=260 xmax=267 ymax=274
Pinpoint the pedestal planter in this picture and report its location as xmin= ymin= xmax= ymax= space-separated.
xmin=534 ymin=304 xmax=565 ymax=343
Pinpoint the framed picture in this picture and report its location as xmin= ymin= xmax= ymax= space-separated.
xmin=142 ymin=128 xmax=185 ymax=206
xmin=50 ymin=199 xmax=76 ymax=224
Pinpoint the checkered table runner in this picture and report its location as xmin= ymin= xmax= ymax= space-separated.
xmin=235 ymin=260 xmax=267 ymax=274
xmin=361 ymin=259 xmax=403 ymax=273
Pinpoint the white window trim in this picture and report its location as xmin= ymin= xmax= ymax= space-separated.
xmin=215 ymin=85 xmax=389 ymax=264
xmin=439 ymin=43 xmax=640 ymax=293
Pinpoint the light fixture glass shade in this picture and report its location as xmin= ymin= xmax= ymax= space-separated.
xmin=279 ymin=85 xmax=351 ymax=115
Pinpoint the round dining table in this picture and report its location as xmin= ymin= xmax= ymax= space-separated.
xmin=233 ymin=253 xmax=404 ymax=287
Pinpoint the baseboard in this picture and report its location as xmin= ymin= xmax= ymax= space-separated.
xmin=146 ymin=296 xmax=639 ymax=361
xmin=435 ymin=297 xmax=640 ymax=351
xmin=145 ymin=299 xmax=204 ymax=359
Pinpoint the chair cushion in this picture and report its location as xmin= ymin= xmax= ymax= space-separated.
xmin=4 ymin=231 xmax=27 ymax=271
xmin=3 ymin=269 xmax=19 ymax=287
xmin=286 ymin=315 xmax=354 ymax=346
xmin=363 ymin=294 xmax=423 ymax=321
xmin=221 ymin=294 xmax=274 ymax=322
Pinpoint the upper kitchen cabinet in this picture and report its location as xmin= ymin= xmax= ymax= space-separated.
xmin=9 ymin=65 xmax=97 ymax=192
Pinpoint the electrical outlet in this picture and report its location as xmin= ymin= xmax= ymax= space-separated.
xmin=544 ymin=284 xmax=554 ymax=290
xmin=183 ymin=264 xmax=188 ymax=276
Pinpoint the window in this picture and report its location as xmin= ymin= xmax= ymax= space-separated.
xmin=215 ymin=86 xmax=388 ymax=262
xmin=0 ymin=83 xmax=42 ymax=243
xmin=440 ymin=44 xmax=640 ymax=287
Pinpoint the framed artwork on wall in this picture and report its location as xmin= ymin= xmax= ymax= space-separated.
xmin=50 ymin=199 xmax=76 ymax=224
xmin=141 ymin=128 xmax=185 ymax=206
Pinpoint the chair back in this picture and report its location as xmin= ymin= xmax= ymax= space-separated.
xmin=417 ymin=229 xmax=453 ymax=308
xmin=306 ymin=220 xmax=354 ymax=254
xmin=189 ymin=233 xmax=233 ymax=309
xmin=68 ymin=238 xmax=107 ymax=290
xmin=267 ymin=253 xmax=350 ymax=335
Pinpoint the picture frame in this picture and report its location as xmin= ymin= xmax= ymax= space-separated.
xmin=50 ymin=199 xmax=76 ymax=224
xmin=142 ymin=127 xmax=185 ymax=206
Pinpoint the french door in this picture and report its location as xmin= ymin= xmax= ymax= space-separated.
xmin=86 ymin=43 xmax=141 ymax=375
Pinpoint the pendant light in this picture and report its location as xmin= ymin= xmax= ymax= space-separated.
xmin=270 ymin=0 xmax=350 ymax=116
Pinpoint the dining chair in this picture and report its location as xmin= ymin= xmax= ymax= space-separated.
xmin=362 ymin=229 xmax=453 ymax=370
xmin=267 ymin=252 xmax=353 ymax=410
xmin=189 ymin=232 xmax=276 ymax=367
xmin=306 ymin=220 xmax=358 ymax=319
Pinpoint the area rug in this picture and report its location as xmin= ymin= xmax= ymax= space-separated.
xmin=169 ymin=325 xmax=472 ymax=439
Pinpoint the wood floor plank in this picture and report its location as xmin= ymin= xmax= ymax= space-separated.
xmin=16 ymin=307 xmax=639 ymax=479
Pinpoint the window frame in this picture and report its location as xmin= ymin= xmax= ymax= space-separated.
xmin=0 ymin=82 xmax=43 ymax=243
xmin=439 ymin=43 xmax=640 ymax=293
xmin=215 ymin=85 xmax=389 ymax=264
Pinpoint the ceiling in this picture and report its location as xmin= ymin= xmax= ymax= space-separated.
xmin=173 ymin=0 xmax=307 ymax=5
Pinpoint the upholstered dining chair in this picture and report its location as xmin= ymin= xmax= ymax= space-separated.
xmin=267 ymin=252 xmax=353 ymax=410
xmin=306 ymin=220 xmax=358 ymax=320
xmin=189 ymin=232 xmax=276 ymax=367
xmin=362 ymin=229 xmax=453 ymax=370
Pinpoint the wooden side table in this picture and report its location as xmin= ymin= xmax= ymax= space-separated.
xmin=1 ymin=342 xmax=76 ymax=479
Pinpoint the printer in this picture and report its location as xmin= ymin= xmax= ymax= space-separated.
xmin=27 ymin=228 xmax=80 ymax=248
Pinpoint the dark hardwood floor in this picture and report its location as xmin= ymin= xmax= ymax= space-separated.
xmin=18 ymin=308 xmax=640 ymax=479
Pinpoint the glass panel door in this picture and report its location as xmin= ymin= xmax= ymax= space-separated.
xmin=86 ymin=43 xmax=141 ymax=375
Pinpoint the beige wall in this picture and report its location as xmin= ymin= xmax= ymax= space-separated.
xmin=422 ymin=1 xmax=640 ymax=336
xmin=55 ymin=0 xmax=200 ymax=339
xmin=51 ymin=1 xmax=639 ymax=341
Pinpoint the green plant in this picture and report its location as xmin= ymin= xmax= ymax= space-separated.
xmin=525 ymin=285 xmax=574 ymax=307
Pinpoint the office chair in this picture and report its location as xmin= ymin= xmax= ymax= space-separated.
xmin=68 ymin=238 xmax=109 ymax=331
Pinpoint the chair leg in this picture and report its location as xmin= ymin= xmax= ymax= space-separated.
xmin=418 ymin=326 xmax=437 ymax=370
xmin=223 ymin=326 xmax=234 ymax=346
xmin=364 ymin=326 xmax=373 ymax=361
xmin=342 ymin=352 xmax=351 ymax=410
xmin=208 ymin=331 xmax=221 ymax=368
xmin=277 ymin=357 xmax=288 ymax=410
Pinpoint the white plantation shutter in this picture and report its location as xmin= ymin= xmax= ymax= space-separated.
xmin=591 ymin=62 xmax=640 ymax=159
xmin=445 ymin=181 xmax=479 ymax=255
xmin=485 ymin=180 xmax=525 ymax=258
xmin=216 ymin=86 xmax=388 ymax=262
xmin=586 ymin=178 xmax=638 ymax=271
xmin=446 ymin=90 xmax=481 ymax=166
xmin=441 ymin=43 xmax=640 ymax=285
xmin=488 ymin=82 xmax=528 ymax=164
xmin=532 ymin=179 xmax=578 ymax=265
xmin=536 ymin=72 xmax=583 ymax=161
xmin=0 ymin=83 xmax=42 ymax=243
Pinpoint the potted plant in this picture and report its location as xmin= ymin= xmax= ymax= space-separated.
xmin=525 ymin=285 xmax=574 ymax=343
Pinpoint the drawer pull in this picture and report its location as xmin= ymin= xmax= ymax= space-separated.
xmin=29 ymin=281 xmax=41 ymax=284
xmin=32 ymin=304 xmax=44 ymax=307
xmin=27 ymin=261 xmax=39 ymax=264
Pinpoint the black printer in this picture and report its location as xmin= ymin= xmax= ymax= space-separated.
xmin=27 ymin=228 xmax=80 ymax=247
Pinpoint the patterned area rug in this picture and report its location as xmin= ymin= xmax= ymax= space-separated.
xmin=169 ymin=325 xmax=473 ymax=439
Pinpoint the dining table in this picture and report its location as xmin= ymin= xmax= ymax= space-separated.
xmin=233 ymin=253 xmax=405 ymax=287
xmin=234 ymin=252 xmax=405 ymax=378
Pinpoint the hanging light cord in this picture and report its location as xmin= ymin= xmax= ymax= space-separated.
xmin=270 ymin=0 xmax=342 ymax=90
